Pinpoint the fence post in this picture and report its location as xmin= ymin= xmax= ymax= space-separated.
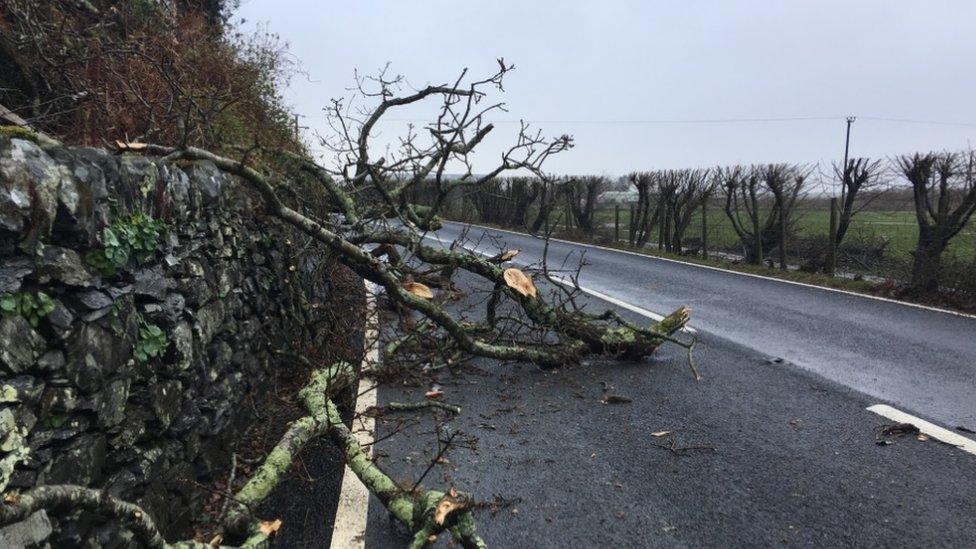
xmin=657 ymin=200 xmax=665 ymax=251
xmin=826 ymin=197 xmax=838 ymax=275
xmin=614 ymin=205 xmax=620 ymax=243
xmin=701 ymin=195 xmax=709 ymax=260
xmin=629 ymin=204 xmax=636 ymax=246
xmin=565 ymin=193 xmax=573 ymax=231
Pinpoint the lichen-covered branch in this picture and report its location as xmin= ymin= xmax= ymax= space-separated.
xmin=0 ymin=485 xmax=167 ymax=548
xmin=301 ymin=362 xmax=486 ymax=547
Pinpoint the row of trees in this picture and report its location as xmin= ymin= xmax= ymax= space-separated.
xmin=444 ymin=152 xmax=976 ymax=295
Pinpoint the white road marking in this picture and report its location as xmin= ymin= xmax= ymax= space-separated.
xmin=546 ymin=274 xmax=696 ymax=334
xmin=446 ymin=221 xmax=976 ymax=321
xmin=423 ymin=233 xmax=694 ymax=333
xmin=330 ymin=281 xmax=381 ymax=549
xmin=867 ymin=404 xmax=976 ymax=457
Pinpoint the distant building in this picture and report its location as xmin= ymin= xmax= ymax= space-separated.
xmin=599 ymin=190 xmax=638 ymax=204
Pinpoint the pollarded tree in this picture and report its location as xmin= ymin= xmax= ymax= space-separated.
xmin=897 ymin=151 xmax=976 ymax=293
xmin=763 ymin=163 xmax=810 ymax=269
xmin=720 ymin=164 xmax=807 ymax=265
xmin=628 ymin=171 xmax=662 ymax=247
xmin=564 ymin=175 xmax=608 ymax=233
xmin=824 ymin=157 xmax=887 ymax=274
xmin=659 ymin=168 xmax=712 ymax=253
xmin=529 ymin=177 xmax=560 ymax=233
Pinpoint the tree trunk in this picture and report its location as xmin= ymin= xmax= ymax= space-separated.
xmin=909 ymin=237 xmax=945 ymax=294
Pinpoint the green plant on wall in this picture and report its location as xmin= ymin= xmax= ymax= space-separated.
xmin=134 ymin=319 xmax=168 ymax=362
xmin=86 ymin=212 xmax=167 ymax=276
xmin=0 ymin=291 xmax=55 ymax=327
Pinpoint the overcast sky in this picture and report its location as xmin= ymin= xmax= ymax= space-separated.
xmin=236 ymin=0 xmax=976 ymax=177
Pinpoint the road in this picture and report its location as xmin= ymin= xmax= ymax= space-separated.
xmin=349 ymin=221 xmax=976 ymax=548
xmin=432 ymin=222 xmax=976 ymax=429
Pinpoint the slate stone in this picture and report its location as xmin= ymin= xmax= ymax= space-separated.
xmin=0 ymin=510 xmax=52 ymax=547
xmin=74 ymin=289 xmax=113 ymax=310
xmin=45 ymin=299 xmax=74 ymax=330
xmin=94 ymin=379 xmax=129 ymax=428
xmin=47 ymin=434 xmax=106 ymax=485
xmin=161 ymin=292 xmax=186 ymax=322
xmin=0 ymin=137 xmax=62 ymax=236
xmin=0 ymin=317 xmax=44 ymax=374
xmin=151 ymin=380 xmax=182 ymax=429
xmin=107 ymin=284 xmax=133 ymax=300
xmin=170 ymin=321 xmax=193 ymax=371
xmin=0 ymin=376 xmax=43 ymax=405
xmin=35 ymin=246 xmax=93 ymax=287
xmin=65 ymin=324 xmax=126 ymax=391
xmin=193 ymin=300 xmax=224 ymax=345
xmin=133 ymin=265 xmax=173 ymax=300
xmin=0 ymin=257 xmax=33 ymax=293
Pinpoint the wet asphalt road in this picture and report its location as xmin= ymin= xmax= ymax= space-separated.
xmin=354 ymin=222 xmax=976 ymax=548
xmin=431 ymin=222 xmax=976 ymax=429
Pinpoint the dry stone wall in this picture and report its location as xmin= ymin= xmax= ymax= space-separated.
xmin=0 ymin=134 xmax=339 ymax=547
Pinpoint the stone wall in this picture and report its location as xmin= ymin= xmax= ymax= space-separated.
xmin=0 ymin=134 xmax=341 ymax=546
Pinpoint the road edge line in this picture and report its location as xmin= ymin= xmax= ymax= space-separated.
xmin=867 ymin=404 xmax=976 ymax=456
xmin=329 ymin=281 xmax=380 ymax=549
xmin=445 ymin=221 xmax=976 ymax=321
xmin=546 ymin=274 xmax=697 ymax=334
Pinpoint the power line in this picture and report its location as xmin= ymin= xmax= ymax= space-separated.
xmin=296 ymin=113 xmax=976 ymax=127
xmin=857 ymin=116 xmax=976 ymax=128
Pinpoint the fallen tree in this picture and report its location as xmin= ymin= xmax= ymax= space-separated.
xmin=3 ymin=62 xmax=693 ymax=547
xmin=143 ymin=61 xmax=692 ymax=368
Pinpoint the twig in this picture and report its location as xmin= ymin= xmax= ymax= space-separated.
xmin=380 ymin=401 xmax=462 ymax=414
xmin=217 ymin=452 xmax=237 ymax=525
xmin=412 ymin=431 xmax=459 ymax=492
xmin=649 ymin=438 xmax=716 ymax=456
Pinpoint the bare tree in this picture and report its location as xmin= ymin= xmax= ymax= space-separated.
xmin=628 ymin=171 xmax=662 ymax=247
xmin=764 ymin=163 xmax=810 ymax=269
xmin=721 ymin=165 xmax=766 ymax=264
xmin=564 ymin=175 xmax=608 ymax=232
xmin=469 ymin=177 xmax=539 ymax=227
xmin=824 ymin=157 xmax=887 ymax=274
xmin=529 ymin=177 xmax=560 ymax=232
xmin=721 ymin=164 xmax=807 ymax=265
xmin=897 ymin=151 xmax=976 ymax=294
xmin=659 ymin=169 xmax=712 ymax=253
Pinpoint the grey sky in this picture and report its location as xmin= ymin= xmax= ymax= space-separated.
xmin=236 ymin=0 xmax=976 ymax=177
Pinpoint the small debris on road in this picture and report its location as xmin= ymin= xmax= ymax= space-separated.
xmin=599 ymin=381 xmax=632 ymax=404
xmin=766 ymin=357 xmax=785 ymax=365
xmin=876 ymin=422 xmax=920 ymax=445
xmin=651 ymin=430 xmax=671 ymax=438
xmin=660 ymin=522 xmax=678 ymax=535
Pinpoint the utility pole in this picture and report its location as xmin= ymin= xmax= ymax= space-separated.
xmin=828 ymin=116 xmax=855 ymax=276
xmin=842 ymin=116 xmax=855 ymax=179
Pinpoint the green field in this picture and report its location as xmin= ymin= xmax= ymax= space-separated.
xmin=586 ymin=205 xmax=976 ymax=263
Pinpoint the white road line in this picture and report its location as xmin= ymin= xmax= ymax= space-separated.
xmin=330 ymin=282 xmax=380 ymax=549
xmin=423 ymin=233 xmax=695 ymax=333
xmin=546 ymin=274 xmax=696 ymax=334
xmin=445 ymin=221 xmax=976 ymax=321
xmin=867 ymin=404 xmax=976 ymax=457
